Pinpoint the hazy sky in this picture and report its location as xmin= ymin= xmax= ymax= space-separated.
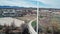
xmin=0 ymin=0 xmax=60 ymax=8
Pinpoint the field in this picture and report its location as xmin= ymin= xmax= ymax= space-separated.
xmin=31 ymin=21 xmax=37 ymax=27
xmin=13 ymin=15 xmax=37 ymax=23
xmin=50 ymin=14 xmax=60 ymax=29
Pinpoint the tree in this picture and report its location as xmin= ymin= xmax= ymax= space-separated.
xmin=0 ymin=25 xmax=3 ymax=30
xmin=11 ymin=20 xmax=16 ymax=30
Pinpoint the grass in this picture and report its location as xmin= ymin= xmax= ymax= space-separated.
xmin=39 ymin=15 xmax=44 ymax=18
xmin=51 ymin=14 xmax=60 ymax=23
xmin=0 ymin=15 xmax=4 ymax=18
xmin=50 ymin=14 xmax=60 ymax=28
xmin=31 ymin=21 xmax=37 ymax=27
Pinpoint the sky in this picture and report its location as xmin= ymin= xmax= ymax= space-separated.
xmin=0 ymin=0 xmax=60 ymax=8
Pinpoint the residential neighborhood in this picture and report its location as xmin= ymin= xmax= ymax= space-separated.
xmin=0 ymin=8 xmax=37 ymax=17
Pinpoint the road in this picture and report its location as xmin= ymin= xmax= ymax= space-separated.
xmin=28 ymin=18 xmax=37 ymax=34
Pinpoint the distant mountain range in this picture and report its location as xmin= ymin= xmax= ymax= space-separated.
xmin=0 ymin=6 xmax=25 ymax=8
xmin=0 ymin=6 xmax=59 ymax=10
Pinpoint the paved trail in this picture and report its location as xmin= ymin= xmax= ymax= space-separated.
xmin=28 ymin=18 xmax=37 ymax=34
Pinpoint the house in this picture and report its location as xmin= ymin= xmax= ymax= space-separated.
xmin=2 ymin=9 xmax=16 ymax=17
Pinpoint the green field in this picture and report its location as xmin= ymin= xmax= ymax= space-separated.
xmin=39 ymin=15 xmax=44 ymax=18
xmin=31 ymin=21 xmax=37 ymax=27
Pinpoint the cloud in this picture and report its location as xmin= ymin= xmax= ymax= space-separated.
xmin=36 ymin=0 xmax=60 ymax=8
xmin=31 ymin=0 xmax=60 ymax=8
xmin=0 ymin=0 xmax=60 ymax=8
xmin=0 ymin=0 xmax=37 ymax=7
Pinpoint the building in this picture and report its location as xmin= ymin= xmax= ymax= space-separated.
xmin=0 ymin=8 xmax=37 ymax=17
